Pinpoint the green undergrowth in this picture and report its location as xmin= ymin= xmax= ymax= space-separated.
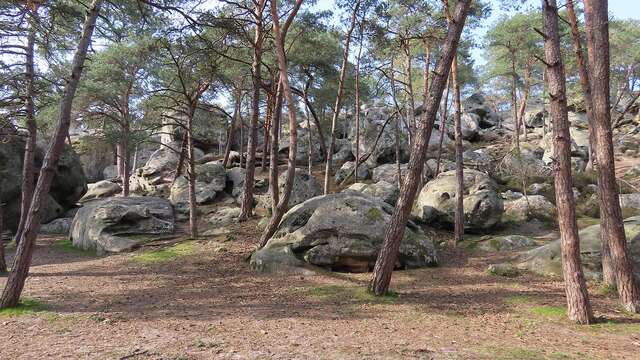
xmin=301 ymin=284 xmax=398 ymax=304
xmin=0 ymin=298 xmax=47 ymax=317
xmin=54 ymin=239 xmax=95 ymax=256
xmin=131 ymin=241 xmax=197 ymax=265
xmin=530 ymin=306 xmax=566 ymax=318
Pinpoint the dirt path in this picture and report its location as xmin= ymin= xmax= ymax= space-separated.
xmin=1 ymin=220 xmax=639 ymax=359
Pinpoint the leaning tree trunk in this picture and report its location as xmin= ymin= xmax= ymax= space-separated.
xmin=222 ymin=88 xmax=243 ymax=168
xmin=239 ymin=0 xmax=265 ymax=221
xmin=369 ymin=0 xmax=471 ymax=296
xmin=584 ymin=0 xmax=640 ymax=312
xmin=187 ymin=109 xmax=198 ymax=239
xmin=435 ymin=76 xmax=451 ymax=176
xmin=452 ymin=56 xmax=464 ymax=246
xmin=15 ymin=8 xmax=38 ymax=245
xmin=542 ymin=0 xmax=594 ymax=324
xmin=259 ymin=0 xmax=304 ymax=247
xmin=323 ymin=0 xmax=360 ymax=194
xmin=0 ymin=0 xmax=101 ymax=308
xmin=0 ymin=204 xmax=6 ymax=273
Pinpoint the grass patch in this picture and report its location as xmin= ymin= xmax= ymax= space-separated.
xmin=530 ymin=305 xmax=565 ymax=318
xmin=505 ymin=295 xmax=534 ymax=306
xmin=586 ymin=320 xmax=640 ymax=334
xmin=54 ymin=239 xmax=96 ymax=256
xmin=131 ymin=241 xmax=197 ymax=265
xmin=0 ymin=298 xmax=46 ymax=317
xmin=303 ymin=285 xmax=398 ymax=304
xmin=498 ymin=347 xmax=544 ymax=360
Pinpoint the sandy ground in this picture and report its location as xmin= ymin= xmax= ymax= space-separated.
xmin=1 ymin=215 xmax=639 ymax=360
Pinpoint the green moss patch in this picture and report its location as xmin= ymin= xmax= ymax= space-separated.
xmin=530 ymin=305 xmax=565 ymax=318
xmin=365 ymin=207 xmax=384 ymax=223
xmin=131 ymin=241 xmax=197 ymax=265
xmin=302 ymin=285 xmax=398 ymax=304
xmin=54 ymin=239 xmax=96 ymax=256
xmin=0 ymin=298 xmax=47 ymax=317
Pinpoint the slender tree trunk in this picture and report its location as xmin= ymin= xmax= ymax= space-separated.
xmin=354 ymin=19 xmax=364 ymax=183
xmin=261 ymin=92 xmax=274 ymax=171
xmin=404 ymin=40 xmax=416 ymax=147
xmin=517 ymin=61 xmax=533 ymax=143
xmin=510 ymin=49 xmax=520 ymax=154
xmin=268 ymin=82 xmax=283 ymax=215
xmin=542 ymin=0 xmax=594 ymax=324
xmin=0 ymin=204 xmax=6 ymax=273
xmin=435 ymin=76 xmax=451 ymax=176
xmin=395 ymin=113 xmax=402 ymax=189
xmin=259 ymin=0 xmax=304 ymax=247
xmin=0 ymin=0 xmax=101 ymax=308
xmin=171 ymin=132 xmax=188 ymax=187
xmin=452 ymin=56 xmax=464 ymax=245
xmin=15 ymin=8 xmax=38 ymax=244
xmin=239 ymin=0 xmax=265 ymax=221
xmin=369 ymin=0 xmax=471 ymax=296
xmin=187 ymin=108 xmax=198 ymax=239
xmin=323 ymin=0 xmax=360 ymax=194
xmin=303 ymin=94 xmax=328 ymax=159
xmin=305 ymin=101 xmax=313 ymax=176
xmin=222 ymin=88 xmax=242 ymax=168
xmin=121 ymin=121 xmax=130 ymax=196
xmin=584 ymin=0 xmax=640 ymax=312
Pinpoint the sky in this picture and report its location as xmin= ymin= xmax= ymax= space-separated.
xmin=312 ymin=0 xmax=640 ymax=67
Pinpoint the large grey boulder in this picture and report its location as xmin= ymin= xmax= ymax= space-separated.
xmin=80 ymin=180 xmax=122 ymax=203
xmin=226 ymin=167 xmax=246 ymax=198
xmin=372 ymin=163 xmax=408 ymax=184
xmin=256 ymin=168 xmax=322 ymax=211
xmin=463 ymin=93 xmax=501 ymax=128
xmin=349 ymin=105 xmax=410 ymax=166
xmin=170 ymin=161 xmax=226 ymax=212
xmin=39 ymin=218 xmax=73 ymax=235
xmin=499 ymin=146 xmax=551 ymax=179
xmin=70 ymin=197 xmax=174 ymax=255
xmin=516 ymin=217 xmax=640 ymax=279
xmin=130 ymin=142 xmax=204 ymax=195
xmin=344 ymin=180 xmax=399 ymax=206
xmin=620 ymin=193 xmax=640 ymax=215
xmin=446 ymin=112 xmax=480 ymax=141
xmin=0 ymin=137 xmax=87 ymax=231
xmin=503 ymin=195 xmax=556 ymax=223
xmin=251 ymin=193 xmax=437 ymax=273
xmin=334 ymin=161 xmax=369 ymax=184
xmin=412 ymin=169 xmax=503 ymax=230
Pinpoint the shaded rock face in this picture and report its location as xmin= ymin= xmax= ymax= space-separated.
xmin=620 ymin=193 xmax=640 ymax=216
xmin=80 ymin=180 xmax=122 ymax=203
xmin=39 ymin=217 xmax=73 ymax=235
xmin=334 ymin=161 xmax=369 ymax=184
xmin=412 ymin=169 xmax=503 ymax=230
xmin=344 ymin=181 xmax=399 ymax=206
xmin=478 ymin=235 xmax=537 ymax=252
xmin=349 ymin=105 xmax=409 ymax=167
xmin=70 ymin=197 xmax=174 ymax=255
xmin=515 ymin=217 xmax=640 ymax=280
xmin=257 ymin=168 xmax=322 ymax=211
xmin=170 ymin=162 xmax=227 ymax=212
xmin=0 ymin=137 xmax=87 ymax=231
xmin=251 ymin=193 xmax=437 ymax=273
xmin=499 ymin=146 xmax=551 ymax=179
xmin=73 ymin=135 xmax=114 ymax=182
xmin=463 ymin=93 xmax=501 ymax=128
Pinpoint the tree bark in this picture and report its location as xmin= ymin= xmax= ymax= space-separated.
xmin=369 ymin=0 xmax=471 ymax=296
xmin=268 ymin=81 xmax=284 ymax=215
xmin=0 ymin=204 xmax=6 ymax=273
xmin=259 ymin=0 xmax=304 ymax=247
xmin=435 ymin=75 xmax=451 ymax=176
xmin=187 ymin=108 xmax=198 ymax=239
xmin=261 ymin=91 xmax=274 ymax=171
xmin=584 ymin=0 xmax=640 ymax=312
xmin=323 ymin=0 xmax=360 ymax=194
xmin=15 ymin=7 xmax=39 ymax=244
xmin=0 ymin=0 xmax=101 ymax=308
xmin=542 ymin=0 xmax=594 ymax=324
xmin=510 ymin=48 xmax=520 ymax=154
xmin=222 ymin=87 xmax=243 ymax=168
xmin=452 ymin=56 xmax=464 ymax=245
xmin=354 ymin=18 xmax=365 ymax=183
xmin=239 ymin=0 xmax=266 ymax=221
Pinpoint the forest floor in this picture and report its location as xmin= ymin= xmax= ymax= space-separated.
xmin=1 ymin=215 xmax=640 ymax=360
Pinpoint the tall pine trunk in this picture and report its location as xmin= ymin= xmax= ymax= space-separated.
xmin=187 ymin=108 xmax=198 ymax=239
xmin=542 ymin=0 xmax=594 ymax=324
xmin=15 ymin=7 xmax=38 ymax=244
xmin=222 ymin=88 xmax=242 ymax=168
xmin=323 ymin=1 xmax=360 ymax=194
xmin=369 ymin=0 xmax=471 ymax=296
xmin=0 ymin=0 xmax=101 ymax=308
xmin=452 ymin=56 xmax=464 ymax=245
xmin=584 ymin=0 xmax=640 ymax=312
xmin=239 ymin=0 xmax=265 ymax=221
xmin=0 ymin=205 xmax=6 ymax=273
xmin=259 ymin=0 xmax=304 ymax=247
